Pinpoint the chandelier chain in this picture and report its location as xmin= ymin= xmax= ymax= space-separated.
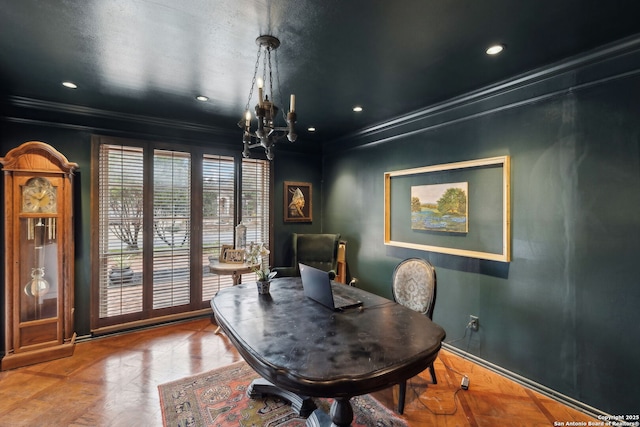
xmin=275 ymin=48 xmax=287 ymax=122
xmin=244 ymin=44 xmax=263 ymax=114
xmin=267 ymin=47 xmax=276 ymax=118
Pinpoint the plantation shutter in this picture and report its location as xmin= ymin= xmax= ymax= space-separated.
xmin=152 ymin=149 xmax=191 ymax=309
xmin=98 ymin=144 xmax=145 ymax=318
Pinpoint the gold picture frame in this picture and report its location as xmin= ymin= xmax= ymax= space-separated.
xmin=284 ymin=181 xmax=312 ymax=222
xmin=223 ymin=249 xmax=245 ymax=264
xmin=384 ymin=156 xmax=511 ymax=262
xmin=219 ymin=244 xmax=234 ymax=262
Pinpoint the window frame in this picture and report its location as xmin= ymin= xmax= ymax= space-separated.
xmin=90 ymin=135 xmax=272 ymax=333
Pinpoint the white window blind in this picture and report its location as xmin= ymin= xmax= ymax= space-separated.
xmin=98 ymin=144 xmax=144 ymax=318
xmin=241 ymin=158 xmax=271 ymax=276
xmin=153 ymin=149 xmax=191 ymax=309
xmin=202 ymin=154 xmax=236 ymax=301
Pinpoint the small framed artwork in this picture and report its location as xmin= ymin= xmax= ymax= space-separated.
xmin=219 ymin=244 xmax=234 ymax=262
xmin=284 ymin=181 xmax=312 ymax=222
xmin=223 ymin=249 xmax=245 ymax=264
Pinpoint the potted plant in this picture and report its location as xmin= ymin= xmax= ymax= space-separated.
xmin=108 ymin=254 xmax=135 ymax=287
xmin=254 ymin=265 xmax=277 ymax=294
xmin=245 ymin=242 xmax=276 ymax=293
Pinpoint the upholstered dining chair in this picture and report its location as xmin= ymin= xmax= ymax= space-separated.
xmin=272 ymin=233 xmax=341 ymax=279
xmin=391 ymin=257 xmax=438 ymax=415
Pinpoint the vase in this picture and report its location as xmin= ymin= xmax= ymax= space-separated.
xmin=257 ymin=280 xmax=271 ymax=294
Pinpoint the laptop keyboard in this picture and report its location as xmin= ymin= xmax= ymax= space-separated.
xmin=333 ymin=293 xmax=358 ymax=307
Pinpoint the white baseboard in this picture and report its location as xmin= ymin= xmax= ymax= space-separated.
xmin=442 ymin=343 xmax=607 ymax=419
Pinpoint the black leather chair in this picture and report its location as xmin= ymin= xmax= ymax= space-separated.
xmin=391 ymin=257 xmax=438 ymax=414
xmin=273 ymin=233 xmax=341 ymax=279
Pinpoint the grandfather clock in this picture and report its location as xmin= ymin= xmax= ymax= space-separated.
xmin=1 ymin=141 xmax=78 ymax=370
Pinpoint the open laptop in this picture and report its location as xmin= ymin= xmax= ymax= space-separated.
xmin=299 ymin=263 xmax=363 ymax=311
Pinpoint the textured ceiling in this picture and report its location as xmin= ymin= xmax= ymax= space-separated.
xmin=2 ymin=0 xmax=640 ymax=144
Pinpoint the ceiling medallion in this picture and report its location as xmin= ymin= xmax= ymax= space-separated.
xmin=239 ymin=35 xmax=297 ymax=160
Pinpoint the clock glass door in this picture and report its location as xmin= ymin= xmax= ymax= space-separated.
xmin=16 ymin=174 xmax=63 ymax=349
xmin=20 ymin=217 xmax=59 ymax=322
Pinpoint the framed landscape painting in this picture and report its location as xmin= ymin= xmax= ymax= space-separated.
xmin=384 ymin=155 xmax=511 ymax=262
xmin=411 ymin=182 xmax=468 ymax=232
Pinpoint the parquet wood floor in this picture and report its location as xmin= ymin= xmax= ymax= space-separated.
xmin=0 ymin=317 xmax=596 ymax=426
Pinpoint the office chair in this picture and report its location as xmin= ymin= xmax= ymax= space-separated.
xmin=272 ymin=233 xmax=341 ymax=279
xmin=391 ymin=257 xmax=438 ymax=414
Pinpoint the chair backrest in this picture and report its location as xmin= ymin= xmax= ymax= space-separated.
xmin=392 ymin=258 xmax=437 ymax=319
xmin=293 ymin=233 xmax=340 ymax=274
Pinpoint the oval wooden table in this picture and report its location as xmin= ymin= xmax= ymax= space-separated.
xmin=212 ymin=277 xmax=446 ymax=426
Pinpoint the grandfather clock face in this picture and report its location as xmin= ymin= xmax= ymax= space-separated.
xmin=22 ymin=177 xmax=58 ymax=213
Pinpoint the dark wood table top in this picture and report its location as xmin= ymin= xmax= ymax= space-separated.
xmin=212 ymin=277 xmax=446 ymax=399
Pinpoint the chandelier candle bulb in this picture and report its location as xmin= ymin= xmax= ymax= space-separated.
xmin=257 ymin=78 xmax=264 ymax=107
xmin=290 ymin=94 xmax=295 ymax=112
xmin=245 ymin=111 xmax=251 ymax=128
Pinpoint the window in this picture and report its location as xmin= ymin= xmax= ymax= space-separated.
xmin=201 ymin=154 xmax=236 ymax=301
xmin=152 ymin=149 xmax=191 ymax=309
xmin=92 ymin=137 xmax=271 ymax=331
xmin=242 ymin=158 xmax=271 ymax=255
xmin=97 ymin=144 xmax=144 ymax=319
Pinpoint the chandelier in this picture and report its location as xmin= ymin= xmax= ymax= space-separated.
xmin=239 ymin=35 xmax=297 ymax=160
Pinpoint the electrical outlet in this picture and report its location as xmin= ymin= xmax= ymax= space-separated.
xmin=468 ymin=315 xmax=479 ymax=331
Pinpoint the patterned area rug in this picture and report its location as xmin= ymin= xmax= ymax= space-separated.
xmin=158 ymin=360 xmax=408 ymax=427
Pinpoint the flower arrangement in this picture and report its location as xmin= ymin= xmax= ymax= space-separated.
xmin=245 ymin=242 xmax=277 ymax=282
xmin=255 ymin=266 xmax=277 ymax=282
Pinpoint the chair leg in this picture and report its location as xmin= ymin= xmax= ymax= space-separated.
xmin=429 ymin=362 xmax=437 ymax=384
xmin=397 ymin=380 xmax=406 ymax=414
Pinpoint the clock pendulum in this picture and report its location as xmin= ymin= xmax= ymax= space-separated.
xmin=24 ymin=218 xmax=51 ymax=319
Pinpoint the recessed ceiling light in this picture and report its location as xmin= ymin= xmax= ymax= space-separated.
xmin=486 ymin=44 xmax=505 ymax=55
xmin=353 ymin=106 xmax=363 ymax=112
xmin=62 ymin=81 xmax=77 ymax=89
xmin=307 ymin=127 xmax=316 ymax=132
xmin=196 ymin=95 xmax=209 ymax=102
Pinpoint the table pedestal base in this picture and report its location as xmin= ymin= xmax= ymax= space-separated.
xmin=307 ymin=397 xmax=353 ymax=427
xmin=247 ymin=378 xmax=317 ymax=417
xmin=247 ymin=378 xmax=354 ymax=426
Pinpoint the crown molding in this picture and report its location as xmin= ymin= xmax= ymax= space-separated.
xmin=325 ymin=34 xmax=640 ymax=153
xmin=5 ymin=96 xmax=237 ymax=139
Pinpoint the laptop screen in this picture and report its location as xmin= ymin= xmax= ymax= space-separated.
xmin=300 ymin=263 xmax=336 ymax=309
xmin=299 ymin=263 xmax=362 ymax=311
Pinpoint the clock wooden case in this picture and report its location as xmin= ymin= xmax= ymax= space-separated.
xmin=1 ymin=141 xmax=78 ymax=370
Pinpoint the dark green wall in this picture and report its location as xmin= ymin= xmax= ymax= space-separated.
xmin=321 ymin=42 xmax=640 ymax=414
xmin=272 ymin=151 xmax=324 ymax=267
xmin=0 ymin=119 xmax=320 ymax=339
